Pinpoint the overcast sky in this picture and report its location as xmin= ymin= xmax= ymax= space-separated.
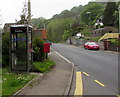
xmin=0 ymin=0 xmax=93 ymax=26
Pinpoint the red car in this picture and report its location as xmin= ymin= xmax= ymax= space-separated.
xmin=84 ymin=42 xmax=99 ymax=50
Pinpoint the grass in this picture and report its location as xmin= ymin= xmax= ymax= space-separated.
xmin=33 ymin=59 xmax=55 ymax=73
xmin=0 ymin=68 xmax=2 ymax=97
xmin=2 ymin=68 xmax=35 ymax=96
xmin=2 ymin=59 xmax=55 ymax=96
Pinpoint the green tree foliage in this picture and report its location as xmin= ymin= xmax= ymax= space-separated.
xmin=46 ymin=19 xmax=74 ymax=42
xmin=103 ymin=2 xmax=118 ymax=26
xmin=113 ymin=10 xmax=119 ymax=28
xmin=81 ymin=25 xmax=91 ymax=36
xmin=32 ymin=2 xmax=106 ymax=42
xmin=2 ymin=32 xmax=10 ymax=67
xmin=80 ymin=2 xmax=105 ymax=25
xmin=113 ymin=2 xmax=120 ymax=28
xmin=33 ymin=37 xmax=45 ymax=61
xmin=62 ymin=30 xmax=72 ymax=40
xmin=59 ymin=10 xmax=70 ymax=18
xmin=71 ymin=21 xmax=84 ymax=36
xmin=32 ymin=17 xmax=47 ymax=29
xmin=70 ymin=5 xmax=84 ymax=15
xmin=52 ymin=5 xmax=84 ymax=19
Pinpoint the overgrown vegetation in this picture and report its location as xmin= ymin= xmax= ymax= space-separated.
xmin=80 ymin=2 xmax=105 ymax=25
xmin=2 ymin=32 xmax=10 ymax=67
xmin=33 ymin=37 xmax=45 ymax=61
xmin=2 ymin=68 xmax=35 ymax=96
xmin=32 ymin=59 xmax=55 ymax=73
xmin=107 ymin=39 xmax=120 ymax=46
xmin=2 ymin=33 xmax=55 ymax=96
xmin=89 ymin=37 xmax=101 ymax=42
xmin=32 ymin=2 xmax=106 ymax=42
xmin=32 ymin=2 xmax=119 ymax=43
xmin=103 ymin=2 xmax=118 ymax=27
xmin=46 ymin=19 xmax=74 ymax=42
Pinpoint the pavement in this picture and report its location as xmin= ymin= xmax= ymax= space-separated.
xmin=16 ymin=49 xmax=73 ymax=96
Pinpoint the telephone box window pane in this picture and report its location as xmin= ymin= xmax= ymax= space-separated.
xmin=17 ymin=33 xmax=27 ymax=49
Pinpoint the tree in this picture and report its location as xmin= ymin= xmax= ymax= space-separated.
xmin=2 ymin=32 xmax=10 ymax=67
xmin=113 ymin=1 xmax=120 ymax=28
xmin=62 ymin=30 xmax=72 ymax=40
xmin=102 ymin=2 xmax=118 ymax=26
xmin=80 ymin=2 xmax=105 ymax=25
xmin=32 ymin=17 xmax=47 ymax=29
xmin=46 ymin=19 xmax=73 ymax=42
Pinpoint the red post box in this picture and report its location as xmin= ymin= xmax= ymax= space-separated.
xmin=44 ymin=43 xmax=50 ymax=53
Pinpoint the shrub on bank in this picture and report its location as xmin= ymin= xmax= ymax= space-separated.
xmin=2 ymin=32 xmax=10 ymax=67
xmin=33 ymin=37 xmax=45 ymax=62
xmin=32 ymin=59 xmax=55 ymax=73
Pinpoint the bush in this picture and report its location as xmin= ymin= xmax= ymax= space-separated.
xmin=89 ymin=37 xmax=101 ymax=42
xmin=32 ymin=59 xmax=55 ymax=73
xmin=108 ymin=39 xmax=120 ymax=46
xmin=2 ymin=32 xmax=10 ymax=67
xmin=33 ymin=37 xmax=45 ymax=61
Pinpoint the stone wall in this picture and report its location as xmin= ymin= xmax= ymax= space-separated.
xmin=96 ymin=42 xmax=104 ymax=49
xmin=66 ymin=37 xmax=119 ymax=52
xmin=107 ymin=43 xmax=119 ymax=52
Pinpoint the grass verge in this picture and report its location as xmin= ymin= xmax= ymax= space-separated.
xmin=2 ymin=59 xmax=55 ymax=96
xmin=0 ymin=68 xmax=2 ymax=96
xmin=2 ymin=68 xmax=35 ymax=96
xmin=32 ymin=59 xmax=55 ymax=73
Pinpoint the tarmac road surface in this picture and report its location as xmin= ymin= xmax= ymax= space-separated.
xmin=52 ymin=43 xmax=119 ymax=96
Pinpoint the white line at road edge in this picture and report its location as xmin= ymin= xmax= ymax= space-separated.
xmin=51 ymin=48 xmax=72 ymax=64
xmin=51 ymin=48 xmax=75 ymax=95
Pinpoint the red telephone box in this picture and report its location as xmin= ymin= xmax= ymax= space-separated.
xmin=44 ymin=43 xmax=50 ymax=53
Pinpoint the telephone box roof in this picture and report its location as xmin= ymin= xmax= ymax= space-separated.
xmin=11 ymin=24 xmax=33 ymax=28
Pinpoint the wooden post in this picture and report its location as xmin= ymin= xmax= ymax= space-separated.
xmin=28 ymin=0 xmax=31 ymax=25
xmin=46 ymin=53 xmax=48 ymax=59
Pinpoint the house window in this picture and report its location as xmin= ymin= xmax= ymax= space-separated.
xmin=109 ymin=31 xmax=112 ymax=33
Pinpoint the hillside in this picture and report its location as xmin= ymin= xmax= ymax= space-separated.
xmin=31 ymin=1 xmax=119 ymax=42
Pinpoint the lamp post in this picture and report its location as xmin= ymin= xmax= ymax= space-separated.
xmin=87 ymin=12 xmax=91 ymax=31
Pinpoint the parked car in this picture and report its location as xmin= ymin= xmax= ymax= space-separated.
xmin=84 ymin=42 xmax=99 ymax=50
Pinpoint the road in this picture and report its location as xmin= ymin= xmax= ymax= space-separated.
xmin=51 ymin=43 xmax=119 ymax=95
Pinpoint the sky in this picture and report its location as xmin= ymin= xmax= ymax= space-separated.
xmin=0 ymin=0 xmax=93 ymax=27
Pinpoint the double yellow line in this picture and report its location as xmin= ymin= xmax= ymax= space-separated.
xmin=74 ymin=72 xmax=118 ymax=97
xmin=74 ymin=72 xmax=106 ymax=97
xmin=74 ymin=72 xmax=83 ymax=96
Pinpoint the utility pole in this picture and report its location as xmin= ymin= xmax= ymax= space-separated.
xmin=118 ymin=5 xmax=120 ymax=52
xmin=28 ymin=0 xmax=31 ymax=25
xmin=118 ymin=5 xmax=120 ymax=33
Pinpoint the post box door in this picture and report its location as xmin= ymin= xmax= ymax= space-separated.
xmin=44 ymin=43 xmax=50 ymax=53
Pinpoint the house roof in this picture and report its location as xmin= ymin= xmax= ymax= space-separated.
xmin=98 ymin=33 xmax=119 ymax=41
xmin=92 ymin=26 xmax=118 ymax=32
